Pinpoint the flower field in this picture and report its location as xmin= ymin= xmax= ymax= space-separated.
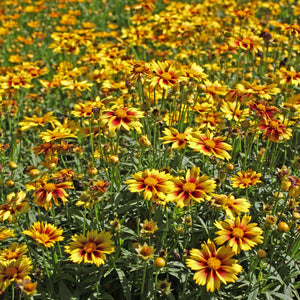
xmin=0 ymin=0 xmax=300 ymax=299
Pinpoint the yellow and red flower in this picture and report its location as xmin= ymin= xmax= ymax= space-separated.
xmin=214 ymin=215 xmax=264 ymax=254
xmin=186 ymin=239 xmax=242 ymax=292
xmin=167 ymin=166 xmax=216 ymax=208
xmin=160 ymin=127 xmax=193 ymax=150
xmin=230 ymin=169 xmax=262 ymax=189
xmin=64 ymin=230 xmax=115 ymax=267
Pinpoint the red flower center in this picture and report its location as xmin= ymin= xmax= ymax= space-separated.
xmin=5 ymin=266 xmax=18 ymax=278
xmin=207 ymin=257 xmax=221 ymax=270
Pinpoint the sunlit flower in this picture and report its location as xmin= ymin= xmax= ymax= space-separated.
xmin=230 ymin=169 xmax=262 ymax=189
xmin=100 ymin=105 xmax=144 ymax=134
xmin=276 ymin=67 xmax=300 ymax=86
xmin=168 ymin=166 xmax=216 ymax=208
xmin=248 ymin=100 xmax=279 ymax=119
xmin=135 ymin=242 xmax=155 ymax=260
xmin=160 ymin=127 xmax=193 ymax=150
xmin=0 ymin=257 xmax=33 ymax=292
xmin=140 ymin=219 xmax=159 ymax=235
xmin=64 ymin=230 xmax=115 ymax=267
xmin=186 ymin=239 xmax=242 ymax=292
xmin=0 ymin=243 xmax=28 ymax=264
xmin=0 ymin=227 xmax=14 ymax=242
xmin=214 ymin=215 xmax=263 ymax=254
xmin=23 ymin=222 xmax=64 ymax=248
xmin=221 ymin=101 xmax=249 ymax=122
xmin=18 ymin=278 xmax=37 ymax=296
xmin=188 ymin=130 xmax=232 ymax=160
xmin=125 ymin=169 xmax=173 ymax=201
xmin=157 ymin=279 xmax=172 ymax=295
xmin=38 ymin=126 xmax=77 ymax=142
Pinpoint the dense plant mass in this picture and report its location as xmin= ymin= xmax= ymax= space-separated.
xmin=0 ymin=0 xmax=300 ymax=299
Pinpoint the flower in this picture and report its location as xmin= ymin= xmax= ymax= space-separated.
xmin=18 ymin=112 xmax=60 ymax=131
xmin=31 ymin=178 xmax=74 ymax=210
xmin=160 ymin=127 xmax=193 ymax=150
xmin=100 ymin=105 xmax=144 ymax=134
xmin=135 ymin=242 xmax=155 ymax=260
xmin=23 ymin=222 xmax=64 ymax=248
xmin=0 ymin=257 xmax=33 ymax=292
xmin=140 ymin=219 xmax=159 ymax=235
xmin=18 ymin=278 xmax=37 ymax=296
xmin=64 ymin=230 xmax=115 ymax=267
xmin=167 ymin=166 xmax=216 ymax=208
xmin=0 ymin=243 xmax=28 ymax=264
xmin=0 ymin=227 xmax=14 ymax=242
xmin=214 ymin=215 xmax=264 ymax=254
xmin=157 ymin=279 xmax=172 ymax=295
xmin=38 ymin=126 xmax=77 ymax=142
xmin=188 ymin=130 xmax=232 ymax=160
xmin=186 ymin=239 xmax=242 ymax=292
xmin=125 ymin=169 xmax=173 ymax=201
xmin=258 ymin=118 xmax=292 ymax=142
xmin=230 ymin=169 xmax=262 ymax=189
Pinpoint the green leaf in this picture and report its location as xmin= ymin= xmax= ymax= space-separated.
xmin=116 ymin=268 xmax=132 ymax=300
xmin=247 ymin=288 xmax=259 ymax=300
xmin=59 ymin=280 xmax=74 ymax=300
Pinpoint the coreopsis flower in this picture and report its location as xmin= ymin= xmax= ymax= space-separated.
xmin=210 ymin=194 xmax=251 ymax=219
xmin=186 ymin=239 xmax=242 ymax=292
xmin=195 ymin=111 xmax=224 ymax=130
xmin=125 ymin=169 xmax=173 ymax=201
xmin=71 ymin=97 xmax=105 ymax=118
xmin=0 ymin=191 xmax=29 ymax=223
xmin=135 ymin=242 xmax=155 ymax=260
xmin=160 ymin=127 xmax=193 ymax=150
xmin=148 ymin=60 xmax=187 ymax=89
xmin=0 ymin=257 xmax=33 ymax=292
xmin=230 ymin=169 xmax=262 ymax=189
xmin=200 ymin=80 xmax=227 ymax=102
xmin=0 ymin=227 xmax=14 ymax=242
xmin=276 ymin=67 xmax=300 ymax=86
xmin=184 ymin=63 xmax=208 ymax=82
xmin=18 ymin=278 xmax=37 ymax=296
xmin=221 ymin=101 xmax=249 ymax=122
xmin=229 ymin=35 xmax=263 ymax=53
xmin=214 ymin=215 xmax=264 ymax=254
xmin=140 ymin=219 xmax=158 ymax=236
xmin=31 ymin=178 xmax=74 ymax=210
xmin=167 ymin=166 xmax=216 ymax=208
xmin=157 ymin=279 xmax=172 ymax=295
xmin=64 ymin=230 xmax=115 ymax=267
xmin=38 ymin=126 xmax=77 ymax=142
xmin=188 ymin=130 xmax=232 ymax=161
xmin=281 ymin=175 xmax=300 ymax=198
xmin=248 ymin=100 xmax=280 ymax=119
xmin=0 ymin=243 xmax=28 ymax=264
xmin=258 ymin=118 xmax=293 ymax=142
xmin=23 ymin=222 xmax=64 ymax=248
xmin=236 ymin=81 xmax=280 ymax=100
xmin=100 ymin=105 xmax=144 ymax=134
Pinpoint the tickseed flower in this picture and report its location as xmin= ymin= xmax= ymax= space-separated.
xmin=38 ymin=126 xmax=77 ymax=142
xmin=0 ymin=227 xmax=14 ymax=242
xmin=125 ymin=169 xmax=173 ymax=201
xmin=23 ymin=222 xmax=64 ymax=248
xmin=157 ymin=279 xmax=172 ymax=295
xmin=210 ymin=194 xmax=251 ymax=219
xmin=276 ymin=67 xmax=300 ymax=86
xmin=186 ymin=239 xmax=242 ymax=292
xmin=140 ymin=219 xmax=159 ymax=236
xmin=31 ymin=178 xmax=74 ymax=210
xmin=18 ymin=112 xmax=60 ymax=131
xmin=214 ymin=215 xmax=264 ymax=254
xmin=0 ymin=257 xmax=33 ymax=292
xmin=148 ymin=60 xmax=187 ymax=89
xmin=188 ymin=130 xmax=232 ymax=161
xmin=0 ymin=243 xmax=28 ymax=264
xmin=100 ymin=105 xmax=144 ymax=134
xmin=64 ymin=230 xmax=115 ymax=267
xmin=135 ymin=242 xmax=155 ymax=260
xmin=160 ymin=127 xmax=193 ymax=150
xmin=230 ymin=169 xmax=262 ymax=189
xmin=167 ymin=166 xmax=216 ymax=208
xmin=18 ymin=278 xmax=38 ymax=296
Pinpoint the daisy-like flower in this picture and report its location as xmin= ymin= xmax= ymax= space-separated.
xmin=276 ymin=67 xmax=300 ymax=87
xmin=38 ymin=126 xmax=77 ymax=142
xmin=214 ymin=215 xmax=263 ymax=254
xmin=100 ymin=105 xmax=144 ymax=134
xmin=135 ymin=242 xmax=155 ymax=260
xmin=258 ymin=118 xmax=293 ymax=142
xmin=0 ymin=257 xmax=33 ymax=292
xmin=32 ymin=178 xmax=74 ymax=210
xmin=148 ymin=60 xmax=187 ymax=89
xmin=23 ymin=222 xmax=64 ymax=248
xmin=230 ymin=169 xmax=262 ymax=189
xmin=140 ymin=219 xmax=159 ymax=236
xmin=64 ymin=230 xmax=115 ymax=267
xmin=0 ymin=227 xmax=14 ymax=242
xmin=18 ymin=278 xmax=37 ymax=296
xmin=157 ymin=279 xmax=172 ymax=295
xmin=188 ymin=130 xmax=232 ymax=161
xmin=18 ymin=111 xmax=60 ymax=131
xmin=0 ymin=243 xmax=28 ymax=264
xmin=167 ymin=166 xmax=216 ymax=208
xmin=160 ymin=127 xmax=193 ymax=150
xmin=125 ymin=169 xmax=173 ymax=201
xmin=186 ymin=239 xmax=242 ymax=292
xmin=210 ymin=194 xmax=251 ymax=219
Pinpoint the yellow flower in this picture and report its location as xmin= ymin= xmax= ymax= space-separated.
xmin=230 ymin=169 xmax=262 ymax=189
xmin=160 ymin=127 xmax=193 ymax=150
xmin=0 ymin=243 xmax=28 ymax=264
xmin=0 ymin=227 xmax=14 ymax=242
xmin=64 ymin=230 xmax=115 ymax=267
xmin=135 ymin=243 xmax=155 ymax=260
xmin=23 ymin=222 xmax=64 ymax=248
xmin=214 ymin=215 xmax=263 ymax=254
xmin=186 ymin=239 xmax=242 ymax=292
xmin=38 ymin=126 xmax=77 ymax=142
